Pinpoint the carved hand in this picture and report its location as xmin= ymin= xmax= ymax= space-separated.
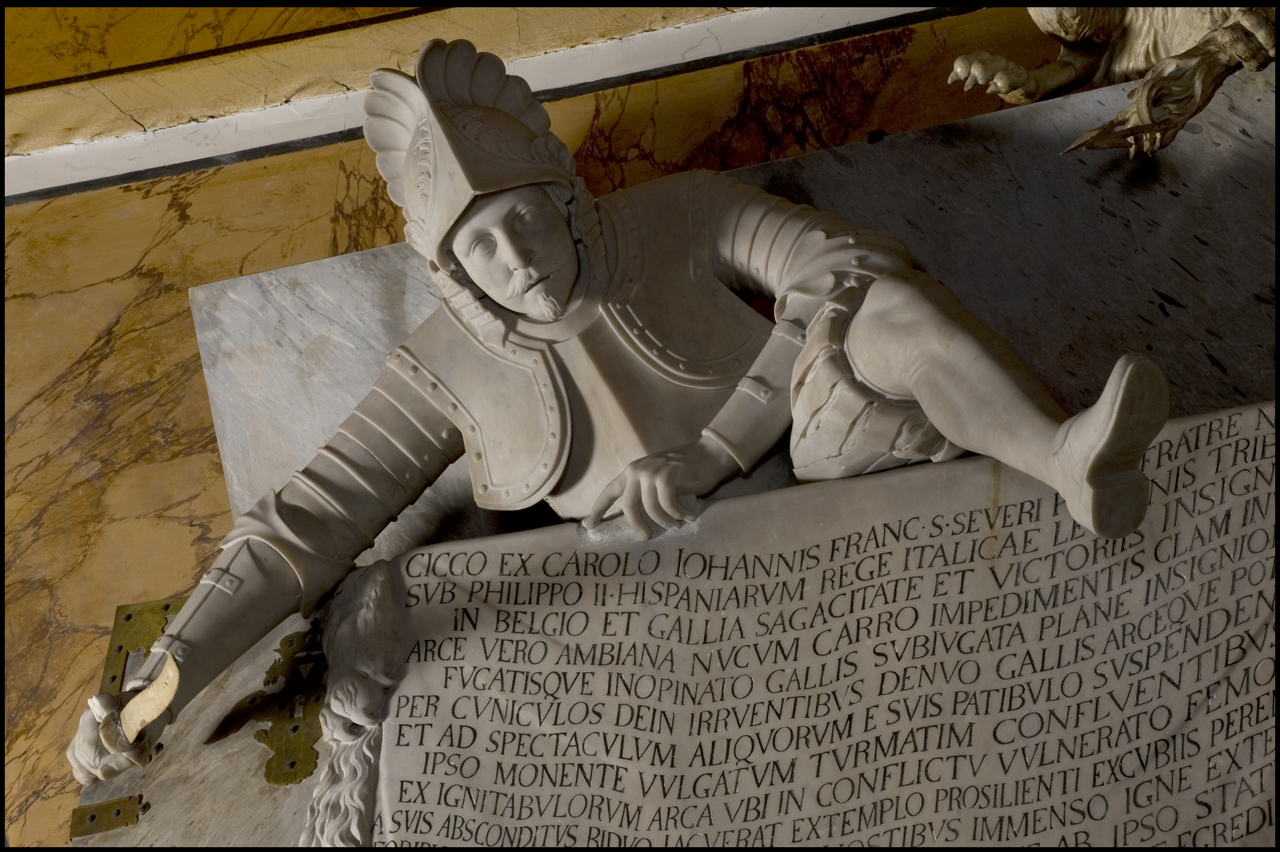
xmin=66 ymin=692 xmax=160 ymax=785
xmin=584 ymin=435 xmax=739 ymax=539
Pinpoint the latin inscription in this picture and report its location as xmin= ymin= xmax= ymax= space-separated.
xmin=374 ymin=405 xmax=1275 ymax=846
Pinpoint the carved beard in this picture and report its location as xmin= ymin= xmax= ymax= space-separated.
xmin=505 ymin=255 xmax=571 ymax=321
xmin=532 ymin=290 xmax=566 ymax=322
xmin=505 ymin=265 xmax=553 ymax=299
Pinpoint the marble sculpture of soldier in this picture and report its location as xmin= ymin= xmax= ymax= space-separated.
xmin=69 ymin=39 xmax=1168 ymax=782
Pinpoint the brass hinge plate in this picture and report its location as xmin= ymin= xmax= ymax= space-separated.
xmin=69 ymin=795 xmax=147 ymax=838
xmin=99 ymin=596 xmax=188 ymax=695
xmin=205 ymin=619 xmax=328 ymax=785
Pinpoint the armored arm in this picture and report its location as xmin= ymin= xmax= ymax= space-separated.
xmin=223 ymin=346 xmax=465 ymax=616
xmin=125 ymin=345 xmax=463 ymax=725
xmin=696 ymin=172 xmax=914 ymax=472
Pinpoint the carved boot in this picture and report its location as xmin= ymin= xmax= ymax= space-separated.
xmin=1048 ymin=353 xmax=1169 ymax=538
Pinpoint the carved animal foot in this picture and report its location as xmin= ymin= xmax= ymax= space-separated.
xmin=948 ymin=51 xmax=1039 ymax=104
xmin=1065 ymin=15 xmax=1274 ymax=156
xmin=1065 ymin=45 xmax=1235 ymax=156
xmin=319 ymin=562 xmax=407 ymax=742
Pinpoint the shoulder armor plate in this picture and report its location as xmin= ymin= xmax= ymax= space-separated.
xmin=396 ymin=306 xmax=570 ymax=510
xmin=598 ymin=184 xmax=772 ymax=390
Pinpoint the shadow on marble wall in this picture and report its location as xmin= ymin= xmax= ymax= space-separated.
xmin=733 ymin=66 xmax=1276 ymax=420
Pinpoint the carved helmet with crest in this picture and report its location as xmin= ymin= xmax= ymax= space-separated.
xmin=364 ymin=39 xmax=579 ymax=278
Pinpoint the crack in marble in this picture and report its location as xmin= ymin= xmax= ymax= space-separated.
xmin=88 ymin=82 xmax=147 ymax=134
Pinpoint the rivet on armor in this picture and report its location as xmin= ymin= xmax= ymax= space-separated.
xmin=479 ymin=484 xmax=488 ymax=493
xmin=504 ymin=490 xmax=509 ymax=497
xmin=523 ymin=484 xmax=530 ymax=492
xmin=473 ymin=452 xmax=482 ymax=460
xmin=549 ymin=432 xmax=556 ymax=440
xmin=428 ymin=382 xmax=438 ymax=392
xmin=469 ymin=425 xmax=476 ymax=433
xmin=409 ymin=365 xmax=419 ymax=374
xmin=449 ymin=403 xmax=458 ymax=412
xmin=542 ymin=463 xmax=548 ymax=471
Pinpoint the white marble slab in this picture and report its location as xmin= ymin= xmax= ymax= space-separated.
xmin=190 ymin=242 xmax=439 ymax=519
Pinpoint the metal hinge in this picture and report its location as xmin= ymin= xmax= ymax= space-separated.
xmin=69 ymin=795 xmax=148 ymax=838
xmin=98 ymin=596 xmax=188 ymax=696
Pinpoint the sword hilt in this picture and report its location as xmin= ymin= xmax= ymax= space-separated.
xmin=94 ymin=654 xmax=180 ymax=766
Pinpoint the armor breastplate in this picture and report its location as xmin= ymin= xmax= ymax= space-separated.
xmin=401 ymin=172 xmax=773 ymax=513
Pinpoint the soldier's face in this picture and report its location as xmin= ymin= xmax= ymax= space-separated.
xmin=448 ymin=186 xmax=579 ymax=322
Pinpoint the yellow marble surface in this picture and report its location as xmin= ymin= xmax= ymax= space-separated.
xmin=5 ymin=7 xmax=742 ymax=155
xmin=6 ymin=9 xmax=1061 ymax=846
xmin=4 ymin=7 xmax=414 ymax=90
xmin=3 ymin=139 xmax=400 ymax=848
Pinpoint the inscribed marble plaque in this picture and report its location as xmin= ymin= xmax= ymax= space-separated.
xmin=366 ymin=403 xmax=1273 ymax=846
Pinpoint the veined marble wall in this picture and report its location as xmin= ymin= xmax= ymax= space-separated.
xmin=551 ymin=7 xmax=1060 ymax=195
xmin=7 ymin=10 xmax=1059 ymax=847
xmin=5 ymin=7 xmax=741 ymax=156
xmin=4 ymin=7 xmax=415 ymax=90
xmin=4 ymin=139 xmax=399 ymax=847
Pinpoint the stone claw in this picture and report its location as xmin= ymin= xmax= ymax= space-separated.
xmin=949 ymin=51 xmax=1010 ymax=90
xmin=950 ymin=52 xmax=1037 ymax=103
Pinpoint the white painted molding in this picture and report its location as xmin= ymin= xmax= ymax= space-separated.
xmin=5 ymin=8 xmax=931 ymax=199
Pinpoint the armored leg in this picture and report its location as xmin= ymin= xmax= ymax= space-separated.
xmin=841 ymin=270 xmax=1166 ymax=538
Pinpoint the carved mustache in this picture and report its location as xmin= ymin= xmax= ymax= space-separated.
xmin=505 ymin=262 xmax=561 ymax=298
